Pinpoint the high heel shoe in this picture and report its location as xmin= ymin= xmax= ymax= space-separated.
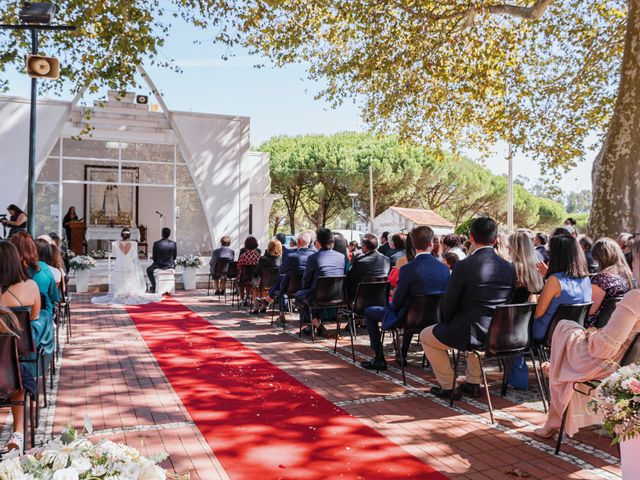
xmin=533 ymin=426 xmax=560 ymax=439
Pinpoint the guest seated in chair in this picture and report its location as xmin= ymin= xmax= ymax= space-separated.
xmin=209 ymin=235 xmax=235 ymax=295
xmin=346 ymin=233 xmax=390 ymax=303
xmin=361 ymin=226 xmax=450 ymax=371
xmin=147 ymin=227 xmax=177 ymax=293
xmin=265 ymin=231 xmax=315 ymax=314
xmin=421 ymin=217 xmax=516 ymax=399
xmin=251 ymin=239 xmax=283 ymax=313
xmin=237 ymin=236 xmax=261 ymax=306
xmin=296 ymin=228 xmax=346 ymax=337
xmin=534 ymin=239 xmax=640 ymax=439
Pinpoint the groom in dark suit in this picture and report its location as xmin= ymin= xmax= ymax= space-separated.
xmin=421 ymin=217 xmax=516 ymax=399
xmin=147 ymin=227 xmax=177 ymax=293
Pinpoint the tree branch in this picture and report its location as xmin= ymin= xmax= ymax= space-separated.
xmin=461 ymin=0 xmax=556 ymax=29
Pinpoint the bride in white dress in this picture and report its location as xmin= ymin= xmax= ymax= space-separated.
xmin=91 ymin=229 xmax=163 ymax=305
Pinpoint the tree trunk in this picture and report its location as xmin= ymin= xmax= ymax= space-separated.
xmin=288 ymin=210 xmax=296 ymax=235
xmin=589 ymin=0 xmax=640 ymax=238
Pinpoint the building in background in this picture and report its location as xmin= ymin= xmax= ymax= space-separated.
xmin=374 ymin=207 xmax=454 ymax=237
xmin=0 ymin=84 xmax=278 ymax=255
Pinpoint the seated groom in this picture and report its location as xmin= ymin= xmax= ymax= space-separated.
xmin=147 ymin=227 xmax=177 ymax=293
xmin=346 ymin=233 xmax=390 ymax=303
xmin=296 ymin=228 xmax=346 ymax=337
xmin=420 ymin=217 xmax=516 ymax=399
xmin=360 ymin=226 xmax=450 ymax=371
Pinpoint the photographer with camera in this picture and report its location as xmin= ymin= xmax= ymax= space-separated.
xmin=1 ymin=205 xmax=28 ymax=238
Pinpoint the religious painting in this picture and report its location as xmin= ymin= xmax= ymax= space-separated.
xmin=84 ymin=166 xmax=139 ymax=226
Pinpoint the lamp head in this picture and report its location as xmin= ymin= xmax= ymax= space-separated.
xmin=19 ymin=2 xmax=56 ymax=24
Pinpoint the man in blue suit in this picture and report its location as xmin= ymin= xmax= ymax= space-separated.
xmin=361 ymin=226 xmax=450 ymax=370
xmin=296 ymin=228 xmax=346 ymax=336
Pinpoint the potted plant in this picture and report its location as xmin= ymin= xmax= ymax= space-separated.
xmin=590 ymin=363 xmax=640 ymax=478
xmin=176 ymin=254 xmax=202 ymax=291
xmin=69 ymin=255 xmax=97 ymax=293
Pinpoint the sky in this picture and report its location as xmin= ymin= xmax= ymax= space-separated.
xmin=2 ymin=16 xmax=595 ymax=195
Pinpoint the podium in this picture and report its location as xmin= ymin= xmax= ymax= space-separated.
xmin=68 ymin=221 xmax=86 ymax=255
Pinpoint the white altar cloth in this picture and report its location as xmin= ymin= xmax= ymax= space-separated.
xmin=85 ymin=227 xmax=140 ymax=242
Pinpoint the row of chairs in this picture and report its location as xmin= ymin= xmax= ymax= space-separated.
xmin=0 ymin=288 xmax=71 ymax=454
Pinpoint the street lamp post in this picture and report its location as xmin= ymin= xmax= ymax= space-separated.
xmin=348 ymin=193 xmax=358 ymax=241
xmin=1 ymin=2 xmax=75 ymax=236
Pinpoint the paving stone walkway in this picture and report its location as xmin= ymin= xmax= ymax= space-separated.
xmin=1 ymin=291 xmax=624 ymax=479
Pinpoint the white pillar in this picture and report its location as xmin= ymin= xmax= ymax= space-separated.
xmin=507 ymin=142 xmax=514 ymax=234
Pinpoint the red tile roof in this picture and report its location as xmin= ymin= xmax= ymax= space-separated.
xmin=388 ymin=207 xmax=454 ymax=228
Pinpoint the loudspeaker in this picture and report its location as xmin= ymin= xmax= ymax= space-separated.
xmin=26 ymin=55 xmax=59 ymax=79
xmin=19 ymin=2 xmax=56 ymax=24
xmin=136 ymin=95 xmax=149 ymax=105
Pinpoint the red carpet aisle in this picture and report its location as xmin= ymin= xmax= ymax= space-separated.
xmin=126 ymin=298 xmax=448 ymax=480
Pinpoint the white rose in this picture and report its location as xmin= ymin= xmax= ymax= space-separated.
xmin=120 ymin=462 xmax=141 ymax=479
xmin=0 ymin=458 xmax=25 ymax=480
xmin=52 ymin=468 xmax=80 ymax=480
xmin=138 ymin=461 xmax=166 ymax=480
xmin=70 ymin=457 xmax=92 ymax=474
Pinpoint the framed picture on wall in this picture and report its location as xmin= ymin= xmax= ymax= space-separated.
xmin=84 ymin=165 xmax=139 ymax=226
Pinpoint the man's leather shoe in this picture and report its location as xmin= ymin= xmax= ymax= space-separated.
xmin=316 ymin=324 xmax=327 ymax=337
xmin=430 ymin=386 xmax=461 ymax=400
xmin=360 ymin=359 xmax=387 ymax=371
xmin=301 ymin=326 xmax=313 ymax=335
xmin=459 ymin=382 xmax=482 ymax=398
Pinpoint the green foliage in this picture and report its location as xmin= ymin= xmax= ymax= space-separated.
xmin=572 ymin=212 xmax=591 ymax=232
xmin=536 ymin=197 xmax=568 ymax=230
xmin=455 ymin=218 xmax=474 ymax=237
xmin=263 ymin=132 xmax=569 ymax=231
xmin=181 ymin=0 xmax=627 ymax=176
xmin=0 ymin=1 xmax=181 ymax=94
xmin=566 ymin=190 xmax=593 ymax=213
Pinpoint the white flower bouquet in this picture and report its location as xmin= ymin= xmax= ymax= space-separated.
xmin=175 ymin=255 xmax=202 ymax=269
xmin=88 ymin=250 xmax=109 ymax=260
xmin=69 ymin=256 xmax=97 ymax=272
xmin=590 ymin=363 xmax=640 ymax=444
xmin=0 ymin=426 xmax=184 ymax=480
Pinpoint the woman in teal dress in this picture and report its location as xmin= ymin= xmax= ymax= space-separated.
xmin=10 ymin=233 xmax=58 ymax=360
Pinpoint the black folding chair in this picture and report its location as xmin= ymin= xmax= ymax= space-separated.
xmin=11 ymin=307 xmax=46 ymax=435
xmin=233 ymin=264 xmax=256 ymax=309
xmin=377 ymin=293 xmax=444 ymax=384
xmin=207 ymin=258 xmax=231 ymax=297
xmin=450 ymin=303 xmax=545 ymax=423
xmin=272 ymin=272 xmax=303 ymax=331
xmin=224 ymin=261 xmax=238 ymax=304
xmin=555 ymin=332 xmax=640 ymax=454
xmin=595 ymin=296 xmax=624 ymax=329
xmin=0 ymin=333 xmax=31 ymax=453
xmin=251 ymin=266 xmax=280 ymax=314
xmin=336 ymin=281 xmax=389 ymax=362
xmin=299 ymin=276 xmax=346 ymax=343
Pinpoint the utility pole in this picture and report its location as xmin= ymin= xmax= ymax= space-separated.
xmin=1 ymin=3 xmax=75 ymax=236
xmin=369 ymin=166 xmax=375 ymax=233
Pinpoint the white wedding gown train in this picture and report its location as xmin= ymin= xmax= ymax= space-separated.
xmin=91 ymin=241 xmax=163 ymax=306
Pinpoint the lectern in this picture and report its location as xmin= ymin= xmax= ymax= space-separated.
xmin=68 ymin=221 xmax=85 ymax=255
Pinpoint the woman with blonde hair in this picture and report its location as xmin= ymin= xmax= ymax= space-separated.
xmin=509 ymin=230 xmax=545 ymax=303
xmin=584 ymin=237 xmax=633 ymax=328
xmin=252 ymin=239 xmax=283 ymax=313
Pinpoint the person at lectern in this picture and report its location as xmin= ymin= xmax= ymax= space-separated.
xmin=62 ymin=206 xmax=79 ymax=241
xmin=2 ymin=205 xmax=28 ymax=238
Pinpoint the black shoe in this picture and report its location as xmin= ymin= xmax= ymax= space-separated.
xmin=220 ymin=290 xmax=226 ymax=295
xmin=149 ymin=287 xmax=155 ymax=293
xmin=360 ymin=359 xmax=387 ymax=371
xmin=316 ymin=324 xmax=327 ymax=337
xmin=458 ymin=382 xmax=482 ymax=398
xmin=396 ymin=357 xmax=408 ymax=367
xmin=260 ymin=307 xmax=268 ymax=314
xmin=251 ymin=308 xmax=260 ymax=314
xmin=430 ymin=386 xmax=461 ymax=400
xmin=214 ymin=290 xmax=221 ymax=295
xmin=301 ymin=326 xmax=313 ymax=335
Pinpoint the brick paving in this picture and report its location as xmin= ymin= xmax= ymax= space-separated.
xmin=1 ymin=291 xmax=623 ymax=479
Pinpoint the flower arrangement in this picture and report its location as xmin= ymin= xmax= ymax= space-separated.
xmin=175 ymin=255 xmax=202 ymax=269
xmin=590 ymin=363 xmax=640 ymax=444
xmin=0 ymin=425 xmax=185 ymax=480
xmin=88 ymin=250 xmax=109 ymax=260
xmin=69 ymin=256 xmax=97 ymax=272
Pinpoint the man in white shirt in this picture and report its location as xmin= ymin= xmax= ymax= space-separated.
xmin=441 ymin=234 xmax=466 ymax=260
